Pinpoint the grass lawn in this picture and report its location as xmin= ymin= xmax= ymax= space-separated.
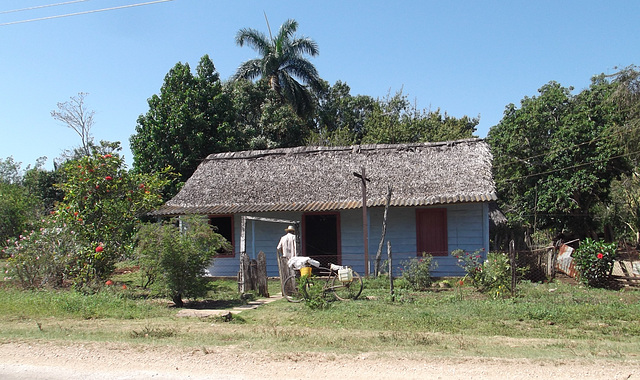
xmin=1 ymin=270 xmax=639 ymax=362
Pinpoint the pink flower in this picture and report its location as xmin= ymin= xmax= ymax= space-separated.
xmin=95 ymin=246 xmax=104 ymax=253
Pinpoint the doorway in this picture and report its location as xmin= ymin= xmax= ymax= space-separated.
xmin=303 ymin=213 xmax=340 ymax=268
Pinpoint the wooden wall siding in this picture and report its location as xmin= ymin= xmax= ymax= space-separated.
xmin=206 ymin=212 xmax=304 ymax=277
xmin=205 ymin=203 xmax=489 ymax=278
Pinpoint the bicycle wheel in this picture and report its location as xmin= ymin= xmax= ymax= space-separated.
xmin=330 ymin=269 xmax=363 ymax=300
xmin=283 ymin=275 xmax=308 ymax=303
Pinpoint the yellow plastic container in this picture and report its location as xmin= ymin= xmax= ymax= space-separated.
xmin=300 ymin=266 xmax=312 ymax=277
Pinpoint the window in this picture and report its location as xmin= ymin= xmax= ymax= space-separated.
xmin=416 ymin=208 xmax=448 ymax=256
xmin=209 ymin=215 xmax=234 ymax=256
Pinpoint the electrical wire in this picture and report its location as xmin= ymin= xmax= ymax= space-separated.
xmin=0 ymin=0 xmax=174 ymax=26
xmin=492 ymin=122 xmax=640 ymax=170
xmin=496 ymin=148 xmax=640 ymax=185
xmin=0 ymin=0 xmax=90 ymax=14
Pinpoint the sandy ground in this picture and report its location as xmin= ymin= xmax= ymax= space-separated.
xmin=1 ymin=340 xmax=639 ymax=380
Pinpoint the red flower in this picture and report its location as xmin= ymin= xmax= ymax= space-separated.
xmin=95 ymin=246 xmax=104 ymax=253
xmin=597 ymin=253 xmax=604 ymax=259
xmin=105 ymin=176 xmax=113 ymax=180
xmin=105 ymin=280 xmax=114 ymax=286
xmin=103 ymin=154 xmax=112 ymax=158
xmin=122 ymin=284 xmax=127 ymax=290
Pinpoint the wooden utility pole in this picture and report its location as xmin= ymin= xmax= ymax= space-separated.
xmin=375 ymin=185 xmax=392 ymax=277
xmin=354 ymin=167 xmax=370 ymax=276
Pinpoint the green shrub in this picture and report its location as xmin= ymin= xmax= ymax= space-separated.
xmin=133 ymin=216 xmax=230 ymax=307
xmin=451 ymin=249 xmax=484 ymax=285
xmin=572 ymin=238 xmax=616 ymax=288
xmin=400 ymin=253 xmax=436 ymax=291
xmin=300 ymin=275 xmax=330 ymax=310
xmin=452 ymin=249 xmax=512 ymax=298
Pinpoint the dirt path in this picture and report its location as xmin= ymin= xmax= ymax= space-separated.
xmin=1 ymin=340 xmax=638 ymax=380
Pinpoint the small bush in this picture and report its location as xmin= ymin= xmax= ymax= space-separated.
xmin=300 ymin=275 xmax=330 ymax=310
xmin=572 ymin=238 xmax=616 ymax=288
xmin=400 ymin=253 xmax=436 ymax=291
xmin=452 ymin=249 xmax=512 ymax=298
xmin=134 ymin=216 xmax=231 ymax=307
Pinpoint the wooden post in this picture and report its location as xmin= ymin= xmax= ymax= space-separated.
xmin=509 ymin=240 xmax=516 ymax=297
xmin=239 ymin=252 xmax=251 ymax=294
xmin=354 ymin=167 xmax=370 ymax=277
xmin=375 ymin=185 xmax=392 ymax=277
xmin=388 ymin=240 xmax=394 ymax=302
xmin=257 ymin=251 xmax=269 ymax=297
xmin=276 ymin=253 xmax=294 ymax=295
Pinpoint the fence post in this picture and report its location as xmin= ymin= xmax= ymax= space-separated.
xmin=388 ymin=240 xmax=394 ymax=302
xmin=509 ymin=240 xmax=516 ymax=297
xmin=257 ymin=251 xmax=269 ymax=297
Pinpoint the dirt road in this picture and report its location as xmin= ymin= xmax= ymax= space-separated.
xmin=1 ymin=340 xmax=638 ymax=379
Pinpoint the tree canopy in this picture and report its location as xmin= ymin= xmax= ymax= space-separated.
xmin=233 ymin=19 xmax=322 ymax=118
xmin=130 ymin=55 xmax=236 ymax=193
xmin=487 ymin=76 xmax=633 ymax=238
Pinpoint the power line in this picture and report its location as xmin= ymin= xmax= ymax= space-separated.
xmin=492 ymin=122 xmax=640 ymax=170
xmin=0 ymin=0 xmax=174 ymax=26
xmin=0 ymin=0 xmax=90 ymax=15
xmin=496 ymin=148 xmax=640 ymax=185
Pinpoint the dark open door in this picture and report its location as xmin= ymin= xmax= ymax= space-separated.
xmin=303 ymin=213 xmax=341 ymax=267
xmin=416 ymin=208 xmax=448 ymax=256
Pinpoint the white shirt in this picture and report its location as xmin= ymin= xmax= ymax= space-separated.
xmin=277 ymin=232 xmax=297 ymax=259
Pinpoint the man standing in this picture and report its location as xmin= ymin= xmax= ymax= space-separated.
xmin=277 ymin=225 xmax=297 ymax=259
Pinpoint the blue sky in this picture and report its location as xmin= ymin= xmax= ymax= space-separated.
xmin=1 ymin=0 xmax=639 ymax=170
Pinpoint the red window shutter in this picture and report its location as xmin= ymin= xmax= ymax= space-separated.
xmin=416 ymin=209 xmax=448 ymax=256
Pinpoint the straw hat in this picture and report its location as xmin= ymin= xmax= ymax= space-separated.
xmin=285 ymin=225 xmax=295 ymax=233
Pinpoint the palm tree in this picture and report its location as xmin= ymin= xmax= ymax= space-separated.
xmin=233 ymin=19 xmax=322 ymax=117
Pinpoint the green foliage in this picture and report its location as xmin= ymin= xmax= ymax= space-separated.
xmin=0 ymin=157 xmax=45 ymax=246
xmin=400 ymin=253 xmax=437 ymax=291
xmin=3 ymin=152 xmax=169 ymax=289
xmin=131 ymin=55 xmax=237 ymax=196
xmin=452 ymin=249 xmax=485 ymax=285
xmin=133 ymin=216 xmax=230 ymax=307
xmin=311 ymin=86 xmax=478 ymax=146
xmin=234 ymin=19 xmax=322 ymax=118
xmin=572 ymin=238 xmax=616 ymax=288
xmin=299 ymin=275 xmax=330 ymax=310
xmin=4 ymin=218 xmax=79 ymax=288
xmin=487 ymin=77 xmax=632 ymax=237
xmin=452 ymin=249 xmax=512 ymax=298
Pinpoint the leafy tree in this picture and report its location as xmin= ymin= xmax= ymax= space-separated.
xmin=5 ymin=151 xmax=170 ymax=288
xmin=359 ymin=90 xmax=478 ymax=144
xmin=598 ymin=66 xmax=640 ymax=244
xmin=487 ymin=79 xmax=631 ymax=238
xmin=134 ymin=216 xmax=230 ymax=307
xmin=310 ymin=81 xmax=376 ymax=145
xmin=131 ymin=55 xmax=237 ymax=196
xmin=0 ymin=157 xmax=42 ymax=246
xmin=224 ymin=79 xmax=313 ymax=149
xmin=233 ymin=18 xmax=322 ymax=118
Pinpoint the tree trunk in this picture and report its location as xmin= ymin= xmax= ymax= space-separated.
xmin=172 ymin=292 xmax=183 ymax=308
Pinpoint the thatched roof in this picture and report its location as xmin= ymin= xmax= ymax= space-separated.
xmin=150 ymin=138 xmax=497 ymax=216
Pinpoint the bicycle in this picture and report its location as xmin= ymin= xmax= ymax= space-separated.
xmin=282 ymin=263 xmax=363 ymax=302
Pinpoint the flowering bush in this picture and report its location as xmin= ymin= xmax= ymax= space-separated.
xmin=4 ymin=218 xmax=81 ymax=288
xmin=3 ymin=151 xmax=172 ymax=289
xmin=400 ymin=253 xmax=437 ymax=291
xmin=452 ymin=249 xmax=512 ymax=298
xmin=451 ymin=249 xmax=484 ymax=285
xmin=572 ymin=238 xmax=617 ymax=288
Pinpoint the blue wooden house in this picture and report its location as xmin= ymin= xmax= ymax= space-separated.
xmin=150 ymin=138 xmax=497 ymax=277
